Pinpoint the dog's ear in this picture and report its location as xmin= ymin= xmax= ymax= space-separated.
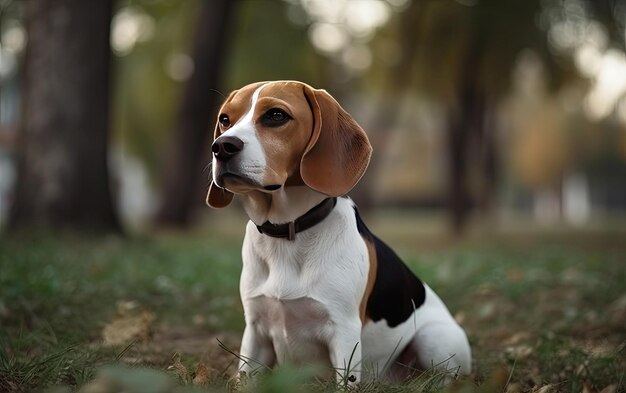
xmin=206 ymin=90 xmax=237 ymax=209
xmin=301 ymin=85 xmax=372 ymax=197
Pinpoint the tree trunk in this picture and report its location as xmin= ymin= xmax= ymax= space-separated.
xmin=476 ymin=102 xmax=498 ymax=212
xmin=156 ymin=0 xmax=235 ymax=227
xmin=447 ymin=39 xmax=486 ymax=235
xmin=9 ymin=0 xmax=119 ymax=232
xmin=353 ymin=0 xmax=424 ymax=209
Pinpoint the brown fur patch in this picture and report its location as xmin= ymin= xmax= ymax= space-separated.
xmin=360 ymin=236 xmax=377 ymax=324
xmin=253 ymin=82 xmax=315 ymax=186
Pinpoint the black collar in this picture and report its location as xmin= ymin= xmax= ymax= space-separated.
xmin=256 ymin=197 xmax=337 ymax=241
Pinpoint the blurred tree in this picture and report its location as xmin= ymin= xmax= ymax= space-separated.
xmin=410 ymin=1 xmax=564 ymax=233
xmin=111 ymin=2 xmax=192 ymax=181
xmin=359 ymin=0 xmax=589 ymax=233
xmin=155 ymin=0 xmax=235 ymax=227
xmin=9 ymin=0 xmax=120 ymax=231
xmin=355 ymin=0 xmax=426 ymax=209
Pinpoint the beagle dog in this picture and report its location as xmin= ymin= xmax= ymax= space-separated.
xmin=207 ymin=81 xmax=471 ymax=384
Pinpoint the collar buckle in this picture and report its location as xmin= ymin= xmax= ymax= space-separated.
xmin=288 ymin=221 xmax=296 ymax=241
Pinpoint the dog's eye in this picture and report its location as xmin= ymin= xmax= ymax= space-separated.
xmin=218 ymin=114 xmax=231 ymax=128
xmin=262 ymin=108 xmax=291 ymax=127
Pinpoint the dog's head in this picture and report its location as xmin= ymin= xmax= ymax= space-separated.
xmin=207 ymin=81 xmax=372 ymax=208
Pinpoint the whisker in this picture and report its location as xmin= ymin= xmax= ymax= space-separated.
xmin=209 ymin=88 xmax=226 ymax=100
xmin=203 ymin=162 xmax=213 ymax=176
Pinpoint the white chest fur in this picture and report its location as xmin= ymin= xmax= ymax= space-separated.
xmin=241 ymin=199 xmax=367 ymax=307
xmin=239 ymin=199 xmax=368 ymax=370
xmin=246 ymin=296 xmax=331 ymax=365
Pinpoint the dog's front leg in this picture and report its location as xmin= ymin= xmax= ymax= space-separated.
xmin=237 ymin=325 xmax=275 ymax=376
xmin=329 ymin=320 xmax=362 ymax=386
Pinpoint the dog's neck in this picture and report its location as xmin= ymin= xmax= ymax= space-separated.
xmin=241 ymin=186 xmax=328 ymax=225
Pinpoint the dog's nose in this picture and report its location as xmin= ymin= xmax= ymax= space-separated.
xmin=212 ymin=136 xmax=244 ymax=161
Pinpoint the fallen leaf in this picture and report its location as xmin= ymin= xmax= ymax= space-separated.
xmin=503 ymin=331 xmax=531 ymax=345
xmin=0 ymin=299 xmax=10 ymax=318
xmin=532 ymin=384 xmax=555 ymax=393
xmin=116 ymin=300 xmax=141 ymax=316
xmin=454 ymin=311 xmax=466 ymax=324
xmin=193 ymin=362 xmax=214 ymax=386
xmin=609 ymin=294 xmax=626 ymax=324
xmin=192 ymin=314 xmax=205 ymax=326
xmin=478 ymin=301 xmax=496 ymax=319
xmin=581 ymin=383 xmax=618 ymax=393
xmin=170 ymin=352 xmax=189 ymax=383
xmin=506 ymin=382 xmax=522 ymax=393
xmin=505 ymin=345 xmax=533 ymax=359
xmin=102 ymin=301 xmax=156 ymax=346
xmin=576 ymin=361 xmax=590 ymax=377
xmin=599 ymin=384 xmax=617 ymax=393
xmin=482 ymin=367 xmax=509 ymax=391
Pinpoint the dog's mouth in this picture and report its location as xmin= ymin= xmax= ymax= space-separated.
xmin=219 ymin=172 xmax=256 ymax=189
xmin=217 ymin=173 xmax=282 ymax=193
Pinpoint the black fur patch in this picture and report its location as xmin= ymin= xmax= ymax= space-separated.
xmin=354 ymin=208 xmax=426 ymax=327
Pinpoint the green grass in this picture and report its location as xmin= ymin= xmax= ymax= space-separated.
xmin=0 ymin=221 xmax=624 ymax=392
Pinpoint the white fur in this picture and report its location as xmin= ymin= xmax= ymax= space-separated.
xmin=239 ymin=197 xmax=366 ymax=381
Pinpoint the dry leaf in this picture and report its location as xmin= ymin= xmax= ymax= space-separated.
xmin=193 ymin=362 xmax=214 ymax=387
xmin=506 ymin=382 xmax=522 ymax=393
xmin=102 ymin=307 xmax=156 ymax=346
xmin=483 ymin=367 xmax=509 ymax=391
xmin=504 ymin=331 xmax=531 ymax=345
xmin=576 ymin=361 xmax=590 ymax=377
xmin=532 ymin=384 xmax=555 ymax=393
xmin=599 ymin=384 xmax=617 ymax=393
xmin=609 ymin=294 xmax=626 ymax=324
xmin=454 ymin=311 xmax=466 ymax=324
xmin=0 ymin=300 xmax=10 ymax=318
xmin=116 ymin=300 xmax=141 ymax=315
xmin=170 ymin=352 xmax=189 ymax=383
xmin=505 ymin=345 xmax=533 ymax=359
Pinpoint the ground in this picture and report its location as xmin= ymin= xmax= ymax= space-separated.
xmin=0 ymin=211 xmax=624 ymax=392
